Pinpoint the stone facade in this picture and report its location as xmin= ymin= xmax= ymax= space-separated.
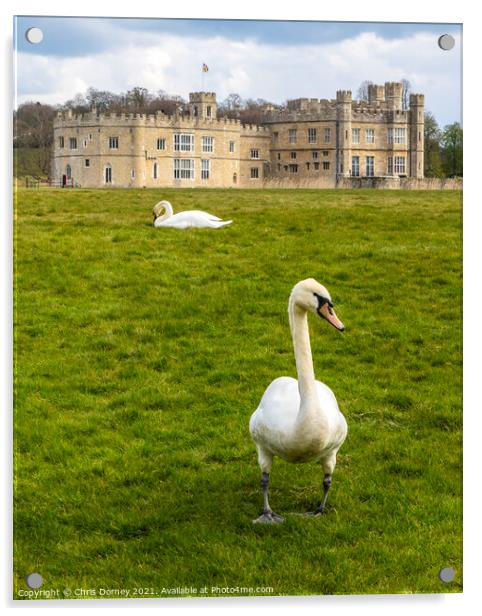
xmin=52 ymin=83 xmax=424 ymax=188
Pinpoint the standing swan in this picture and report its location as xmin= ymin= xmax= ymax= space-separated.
xmin=153 ymin=200 xmax=232 ymax=229
xmin=249 ymin=278 xmax=347 ymax=524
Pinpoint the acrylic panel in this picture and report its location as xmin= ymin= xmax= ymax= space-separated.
xmin=13 ymin=15 xmax=462 ymax=600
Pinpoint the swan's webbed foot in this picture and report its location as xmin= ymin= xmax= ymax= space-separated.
xmin=253 ymin=510 xmax=284 ymax=524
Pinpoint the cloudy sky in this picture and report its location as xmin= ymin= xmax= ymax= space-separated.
xmin=14 ymin=16 xmax=462 ymax=126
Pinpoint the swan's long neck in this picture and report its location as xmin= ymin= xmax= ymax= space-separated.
xmin=154 ymin=201 xmax=173 ymax=222
xmin=288 ymin=298 xmax=317 ymax=404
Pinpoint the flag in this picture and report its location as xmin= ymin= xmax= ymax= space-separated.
xmin=202 ymin=63 xmax=209 ymax=73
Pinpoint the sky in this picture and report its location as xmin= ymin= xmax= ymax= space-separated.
xmin=14 ymin=16 xmax=462 ymax=128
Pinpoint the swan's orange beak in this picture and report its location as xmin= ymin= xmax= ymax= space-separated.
xmin=318 ymin=303 xmax=345 ymax=331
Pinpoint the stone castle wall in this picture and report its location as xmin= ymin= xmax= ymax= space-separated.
xmin=52 ymin=83 xmax=428 ymax=189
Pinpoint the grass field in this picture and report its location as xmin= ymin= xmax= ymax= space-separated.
xmin=14 ymin=187 xmax=462 ymax=598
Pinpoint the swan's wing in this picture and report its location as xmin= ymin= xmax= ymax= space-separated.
xmin=250 ymin=377 xmax=300 ymax=437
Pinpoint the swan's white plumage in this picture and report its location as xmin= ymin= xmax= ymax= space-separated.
xmin=153 ymin=200 xmax=232 ymax=229
xmin=249 ymin=376 xmax=346 ymax=465
xmin=249 ymin=278 xmax=347 ymax=521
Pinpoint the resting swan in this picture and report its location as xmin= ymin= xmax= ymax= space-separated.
xmin=249 ymin=278 xmax=347 ymax=524
xmin=153 ymin=200 xmax=232 ymax=229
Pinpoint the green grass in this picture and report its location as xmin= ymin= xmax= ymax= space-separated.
xmin=14 ymin=188 xmax=462 ymax=598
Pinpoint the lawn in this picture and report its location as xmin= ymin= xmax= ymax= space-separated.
xmin=14 ymin=187 xmax=462 ymax=598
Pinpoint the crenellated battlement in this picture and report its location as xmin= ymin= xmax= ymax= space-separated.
xmin=409 ymin=93 xmax=425 ymax=106
xmin=52 ymin=82 xmax=425 ymax=187
xmin=336 ymin=90 xmax=353 ymax=103
xmin=53 ymin=109 xmax=247 ymax=130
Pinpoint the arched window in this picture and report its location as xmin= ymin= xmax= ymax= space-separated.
xmin=153 ymin=162 xmax=158 ymax=179
xmin=65 ymin=164 xmax=72 ymax=179
xmin=105 ymin=164 xmax=112 ymax=184
xmin=233 ymin=172 xmax=237 ymax=184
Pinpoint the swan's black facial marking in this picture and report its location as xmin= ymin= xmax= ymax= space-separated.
xmin=314 ymin=292 xmax=334 ymax=317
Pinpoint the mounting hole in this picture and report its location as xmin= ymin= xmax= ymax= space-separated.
xmin=26 ymin=572 xmax=43 ymax=589
xmin=25 ymin=27 xmax=43 ymax=45
xmin=438 ymin=34 xmax=455 ymax=51
xmin=439 ymin=567 xmax=456 ymax=583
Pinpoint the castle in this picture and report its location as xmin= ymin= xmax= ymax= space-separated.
xmin=52 ymin=82 xmax=424 ymax=189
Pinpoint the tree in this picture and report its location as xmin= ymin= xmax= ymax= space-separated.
xmin=424 ymin=111 xmax=444 ymax=177
xmin=441 ymin=122 xmax=463 ymax=177
xmin=401 ymin=79 xmax=411 ymax=110
xmin=356 ymin=80 xmax=373 ymax=101
xmin=218 ymin=93 xmax=243 ymax=118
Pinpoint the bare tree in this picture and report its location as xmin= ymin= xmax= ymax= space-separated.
xmin=401 ymin=79 xmax=411 ymax=110
xmin=356 ymin=80 xmax=373 ymax=101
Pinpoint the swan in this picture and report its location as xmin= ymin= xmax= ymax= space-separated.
xmin=249 ymin=278 xmax=347 ymax=524
xmin=153 ymin=201 xmax=232 ymax=229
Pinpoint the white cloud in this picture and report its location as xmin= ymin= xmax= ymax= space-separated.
xmin=15 ymin=29 xmax=461 ymax=126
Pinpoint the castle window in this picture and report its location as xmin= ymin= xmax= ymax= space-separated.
xmin=109 ymin=137 xmax=119 ymax=149
xmin=173 ymin=158 xmax=195 ymax=179
xmin=288 ymin=164 xmax=298 ymax=173
xmin=306 ymin=162 xmax=310 ymax=170
xmin=174 ymin=133 xmax=194 ymax=152
xmin=153 ymin=163 xmax=158 ymax=179
xmin=322 ymin=150 xmax=329 ymax=156
xmin=419 ymin=131 xmax=421 ymax=142
xmin=324 ymin=128 xmax=331 ymax=144
xmin=85 ymin=159 xmax=90 ymax=167
xmin=388 ymin=128 xmax=406 ymax=144
xmin=229 ymin=141 xmax=235 ymax=153
xmin=394 ymin=156 xmax=406 ymax=174
xmin=308 ymin=128 xmax=317 ymax=144
xmin=366 ymin=156 xmax=375 ymax=177
xmin=206 ymin=106 xmax=212 ymax=117
xmin=83 ymin=139 xmax=88 ymax=148
xmin=322 ymin=162 xmax=330 ymax=170
xmin=314 ymin=162 xmax=320 ymax=171
xmin=105 ymin=164 xmax=112 ymax=184
xmin=290 ymin=151 xmax=297 ymax=159
xmin=351 ymin=156 xmax=360 ymax=177
xmin=289 ymin=129 xmax=297 ymax=144
xmin=312 ymin=151 xmax=318 ymax=159
xmin=201 ymin=159 xmax=210 ymax=180
xmin=387 ymin=156 xmax=406 ymax=175
xmin=58 ymin=136 xmax=64 ymax=148
xmin=69 ymin=137 xmax=77 ymax=149
xmin=202 ymin=136 xmax=214 ymax=153
xmin=352 ymin=129 xmax=360 ymax=145
xmin=193 ymin=105 xmax=198 ymax=117
xmin=131 ymin=170 xmax=135 ymax=179
xmin=65 ymin=164 xmax=72 ymax=179
xmin=250 ymin=167 xmax=259 ymax=179
xmin=157 ymin=138 xmax=166 ymax=150
xmin=366 ymin=129 xmax=375 ymax=144
xmin=250 ymin=149 xmax=260 ymax=159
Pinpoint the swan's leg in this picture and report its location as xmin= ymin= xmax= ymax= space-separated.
xmin=307 ymin=455 xmax=336 ymax=516
xmin=314 ymin=474 xmax=332 ymax=515
xmin=253 ymin=473 xmax=284 ymax=524
xmin=253 ymin=449 xmax=284 ymax=524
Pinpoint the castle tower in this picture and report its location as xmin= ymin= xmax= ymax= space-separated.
xmin=368 ymin=84 xmax=385 ymax=105
xmin=336 ymin=90 xmax=352 ymax=177
xmin=384 ymin=82 xmax=403 ymax=111
xmin=189 ymin=92 xmax=217 ymax=119
xmin=409 ymin=94 xmax=425 ymax=178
